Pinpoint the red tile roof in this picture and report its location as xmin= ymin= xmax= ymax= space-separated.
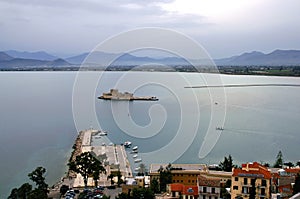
xmin=285 ymin=168 xmax=300 ymax=175
xmin=233 ymin=162 xmax=271 ymax=179
xmin=169 ymin=183 xmax=198 ymax=196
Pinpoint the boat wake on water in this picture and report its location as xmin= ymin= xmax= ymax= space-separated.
xmin=223 ymin=128 xmax=294 ymax=139
xmin=185 ymin=83 xmax=300 ymax=88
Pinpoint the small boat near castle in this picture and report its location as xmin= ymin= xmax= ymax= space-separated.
xmin=98 ymin=89 xmax=158 ymax=101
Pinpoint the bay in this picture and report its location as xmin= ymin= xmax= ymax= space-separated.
xmin=0 ymin=71 xmax=300 ymax=197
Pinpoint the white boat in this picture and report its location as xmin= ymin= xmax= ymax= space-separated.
xmin=134 ymin=158 xmax=142 ymax=163
xmin=132 ymin=146 xmax=138 ymax=151
xmin=124 ymin=141 xmax=132 ymax=148
xmin=134 ymin=167 xmax=140 ymax=171
xmin=99 ymin=131 xmax=108 ymax=136
xmin=133 ymin=154 xmax=138 ymax=158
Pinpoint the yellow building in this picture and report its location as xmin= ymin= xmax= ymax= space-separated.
xmin=149 ymin=164 xmax=207 ymax=186
xmin=231 ymin=162 xmax=272 ymax=199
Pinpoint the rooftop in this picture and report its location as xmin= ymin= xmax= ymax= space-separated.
xmin=149 ymin=164 xmax=207 ymax=174
xmin=233 ymin=162 xmax=272 ymax=179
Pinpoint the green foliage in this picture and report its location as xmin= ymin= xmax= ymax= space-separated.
xmin=132 ymin=187 xmax=154 ymax=199
xmin=158 ymin=164 xmax=172 ymax=192
xmin=107 ymin=173 xmax=115 ymax=185
xmin=219 ymin=155 xmax=234 ymax=172
xmin=60 ymin=184 xmax=69 ymax=196
xmin=220 ymin=180 xmax=231 ymax=199
xmin=116 ymin=170 xmax=123 ymax=187
xmin=68 ymin=152 xmax=106 ymax=188
xmin=137 ymin=163 xmax=147 ymax=176
xmin=28 ymin=166 xmax=48 ymax=195
xmin=102 ymin=195 xmax=111 ymax=199
xmin=116 ymin=192 xmax=129 ymax=199
xmin=8 ymin=167 xmax=48 ymax=199
xmin=150 ymin=178 xmax=160 ymax=194
xmin=274 ymin=150 xmax=284 ymax=168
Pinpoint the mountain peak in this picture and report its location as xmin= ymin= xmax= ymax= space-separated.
xmin=0 ymin=52 xmax=14 ymax=61
xmin=4 ymin=50 xmax=58 ymax=61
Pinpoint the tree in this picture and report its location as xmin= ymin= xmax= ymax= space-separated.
xmin=18 ymin=183 xmax=32 ymax=198
xmin=116 ymin=170 xmax=123 ymax=187
xmin=297 ymin=161 xmax=300 ymax=167
xmin=107 ymin=173 xmax=115 ymax=185
xmin=219 ymin=155 xmax=234 ymax=172
xmin=274 ymin=151 xmax=284 ymax=168
xmin=60 ymin=184 xmax=69 ymax=196
xmin=8 ymin=167 xmax=48 ymax=199
xmin=68 ymin=152 xmax=105 ymax=188
xmin=220 ymin=180 xmax=231 ymax=199
xmin=284 ymin=162 xmax=294 ymax=168
xmin=158 ymin=164 xmax=172 ymax=192
xmin=137 ymin=163 xmax=147 ymax=176
xmin=28 ymin=166 xmax=48 ymax=198
xmin=116 ymin=192 xmax=129 ymax=199
xmin=150 ymin=178 xmax=160 ymax=194
xmin=132 ymin=187 xmax=154 ymax=199
xmin=8 ymin=188 xmax=19 ymax=199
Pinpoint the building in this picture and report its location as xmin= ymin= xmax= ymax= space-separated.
xmin=149 ymin=164 xmax=207 ymax=186
xmin=167 ymin=183 xmax=199 ymax=199
xmin=270 ymin=168 xmax=300 ymax=198
xmin=198 ymin=174 xmax=221 ymax=199
xmin=231 ymin=162 xmax=272 ymax=199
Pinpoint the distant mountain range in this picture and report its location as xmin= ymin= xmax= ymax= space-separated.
xmin=215 ymin=50 xmax=300 ymax=66
xmin=1 ymin=49 xmax=300 ymax=69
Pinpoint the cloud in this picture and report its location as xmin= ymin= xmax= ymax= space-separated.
xmin=0 ymin=0 xmax=299 ymax=58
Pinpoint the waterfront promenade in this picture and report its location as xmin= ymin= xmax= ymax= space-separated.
xmin=72 ymin=129 xmax=133 ymax=188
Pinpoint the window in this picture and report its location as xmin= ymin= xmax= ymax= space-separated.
xmin=244 ymin=178 xmax=247 ymax=185
xmin=233 ymin=186 xmax=238 ymax=190
xmin=262 ymin=179 xmax=266 ymax=186
xmin=188 ymin=180 xmax=191 ymax=183
xmin=209 ymin=196 xmax=211 ymax=199
xmin=242 ymin=187 xmax=248 ymax=194
xmin=261 ymin=188 xmax=265 ymax=195
xmin=181 ymin=180 xmax=183 ymax=183
xmin=235 ymin=177 xmax=238 ymax=181
xmin=212 ymin=188 xmax=215 ymax=193
xmin=251 ymin=179 xmax=256 ymax=185
xmin=203 ymin=196 xmax=206 ymax=199
xmin=203 ymin=187 xmax=207 ymax=193
xmin=215 ymin=197 xmax=218 ymax=199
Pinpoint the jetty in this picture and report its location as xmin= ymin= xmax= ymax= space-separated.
xmin=98 ymin=89 xmax=158 ymax=101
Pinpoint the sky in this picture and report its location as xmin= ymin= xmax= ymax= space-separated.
xmin=0 ymin=0 xmax=299 ymax=58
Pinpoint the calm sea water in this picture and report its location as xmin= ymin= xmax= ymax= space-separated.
xmin=0 ymin=71 xmax=300 ymax=197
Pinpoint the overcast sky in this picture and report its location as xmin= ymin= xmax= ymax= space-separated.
xmin=0 ymin=0 xmax=299 ymax=58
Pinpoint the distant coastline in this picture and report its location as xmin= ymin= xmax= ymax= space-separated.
xmin=0 ymin=65 xmax=300 ymax=77
xmin=1 ymin=49 xmax=300 ymax=76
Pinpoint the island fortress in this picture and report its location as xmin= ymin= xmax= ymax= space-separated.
xmin=98 ymin=89 xmax=158 ymax=101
